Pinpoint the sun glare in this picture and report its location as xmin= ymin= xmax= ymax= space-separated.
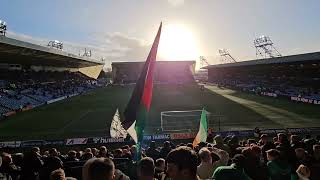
xmin=158 ymin=24 xmax=199 ymax=61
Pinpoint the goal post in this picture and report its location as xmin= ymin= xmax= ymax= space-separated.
xmin=160 ymin=110 xmax=223 ymax=133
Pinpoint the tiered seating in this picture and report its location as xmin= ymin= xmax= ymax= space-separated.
xmin=0 ymin=106 xmax=9 ymax=114
xmin=28 ymin=94 xmax=52 ymax=103
xmin=216 ymin=75 xmax=320 ymax=102
xmin=20 ymin=95 xmax=43 ymax=107
xmin=0 ymin=96 xmax=21 ymax=109
xmin=0 ymin=70 xmax=103 ymax=115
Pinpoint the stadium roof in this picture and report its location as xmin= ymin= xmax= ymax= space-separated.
xmin=0 ymin=36 xmax=104 ymax=68
xmin=203 ymin=51 xmax=320 ymax=69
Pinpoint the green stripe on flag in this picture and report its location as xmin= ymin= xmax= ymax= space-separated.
xmin=193 ymin=108 xmax=208 ymax=146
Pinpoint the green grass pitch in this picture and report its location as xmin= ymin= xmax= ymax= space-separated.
xmin=0 ymin=84 xmax=319 ymax=141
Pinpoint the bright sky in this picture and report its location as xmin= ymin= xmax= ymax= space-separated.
xmin=1 ymin=0 xmax=320 ymax=68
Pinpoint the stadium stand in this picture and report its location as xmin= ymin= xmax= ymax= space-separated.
xmin=0 ymin=69 xmax=103 ymax=116
xmin=205 ymin=51 xmax=320 ymax=104
xmin=0 ymin=106 xmax=9 ymax=114
xmin=0 ymin=35 xmax=105 ymax=118
xmin=112 ymin=61 xmax=196 ymax=84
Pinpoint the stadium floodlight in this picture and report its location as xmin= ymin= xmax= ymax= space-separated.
xmin=82 ymin=48 xmax=92 ymax=57
xmin=47 ymin=40 xmax=63 ymax=50
xmin=0 ymin=19 xmax=7 ymax=36
xmin=199 ymin=56 xmax=210 ymax=67
xmin=218 ymin=49 xmax=237 ymax=63
xmin=254 ymin=35 xmax=281 ymax=59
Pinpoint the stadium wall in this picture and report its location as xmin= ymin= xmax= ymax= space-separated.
xmin=2 ymin=127 xmax=320 ymax=148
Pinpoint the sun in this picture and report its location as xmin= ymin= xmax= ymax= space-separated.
xmin=158 ymin=24 xmax=199 ymax=61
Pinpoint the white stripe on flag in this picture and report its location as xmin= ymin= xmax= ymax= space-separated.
xmin=110 ymin=108 xmax=128 ymax=138
xmin=127 ymin=120 xmax=138 ymax=143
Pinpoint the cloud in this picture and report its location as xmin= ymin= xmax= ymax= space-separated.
xmin=167 ymin=0 xmax=185 ymax=6
xmin=91 ymin=32 xmax=150 ymax=60
xmin=5 ymin=31 xmax=152 ymax=69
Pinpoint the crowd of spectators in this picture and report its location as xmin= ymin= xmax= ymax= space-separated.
xmin=215 ymin=74 xmax=320 ymax=101
xmin=209 ymin=62 xmax=320 ymax=102
xmin=0 ymin=69 xmax=104 ymax=116
xmin=1 ymin=133 xmax=320 ymax=180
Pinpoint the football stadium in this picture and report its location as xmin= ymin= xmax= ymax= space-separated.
xmin=1 ymin=30 xmax=320 ymax=143
xmin=1 ymin=2 xmax=320 ymax=179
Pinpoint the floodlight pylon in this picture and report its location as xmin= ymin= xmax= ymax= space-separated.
xmin=47 ymin=40 xmax=63 ymax=50
xmin=218 ymin=49 xmax=237 ymax=63
xmin=0 ymin=19 xmax=7 ymax=36
xmin=254 ymin=36 xmax=281 ymax=58
xmin=199 ymin=56 xmax=210 ymax=67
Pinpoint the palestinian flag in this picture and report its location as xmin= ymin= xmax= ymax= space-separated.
xmin=122 ymin=23 xmax=162 ymax=146
xmin=192 ymin=109 xmax=208 ymax=146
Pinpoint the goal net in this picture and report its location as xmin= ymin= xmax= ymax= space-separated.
xmin=160 ymin=110 xmax=223 ymax=133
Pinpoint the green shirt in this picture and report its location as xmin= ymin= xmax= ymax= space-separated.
xmin=267 ymin=160 xmax=298 ymax=180
xmin=212 ymin=164 xmax=251 ymax=180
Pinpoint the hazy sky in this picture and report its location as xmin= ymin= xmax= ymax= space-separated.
xmin=1 ymin=0 xmax=320 ymax=67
